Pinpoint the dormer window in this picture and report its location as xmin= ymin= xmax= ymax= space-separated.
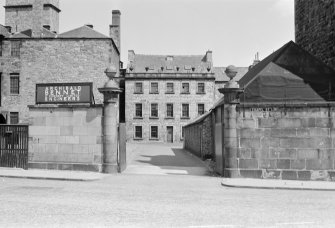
xmin=161 ymin=66 xmax=164 ymax=71
xmin=192 ymin=67 xmax=195 ymax=72
xmin=176 ymin=67 xmax=180 ymax=71
xmin=166 ymin=56 xmax=173 ymax=61
xmin=145 ymin=67 xmax=149 ymax=72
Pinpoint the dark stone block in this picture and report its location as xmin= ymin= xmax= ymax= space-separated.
xmin=28 ymin=162 xmax=47 ymax=170
xmin=259 ymin=159 xmax=277 ymax=169
xmin=258 ymin=118 xmax=277 ymax=128
xmin=46 ymin=163 xmax=58 ymax=170
xmin=301 ymin=118 xmax=316 ymax=128
xmin=262 ymin=169 xmax=281 ymax=179
xmin=291 ymin=159 xmax=306 ymax=170
xmin=72 ymin=164 xmax=100 ymax=172
xmin=237 ymin=148 xmax=251 ymax=159
xmin=58 ymin=163 xmax=74 ymax=171
xmin=306 ymin=159 xmax=333 ymax=170
xmin=239 ymin=169 xmax=262 ymax=179
xmin=277 ymin=159 xmax=291 ymax=169
xmin=224 ymin=158 xmax=238 ymax=169
xmin=261 ymin=137 xmax=280 ymax=148
xmin=239 ymin=159 xmax=258 ymax=169
xmin=282 ymin=170 xmax=298 ymax=180
xmin=297 ymin=171 xmax=311 ymax=181
xmin=224 ymin=169 xmax=240 ymax=178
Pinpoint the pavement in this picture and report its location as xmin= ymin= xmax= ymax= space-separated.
xmin=0 ymin=167 xmax=107 ymax=181
xmin=2 ymin=142 xmax=335 ymax=191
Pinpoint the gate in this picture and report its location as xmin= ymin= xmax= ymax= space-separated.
xmin=0 ymin=125 xmax=29 ymax=169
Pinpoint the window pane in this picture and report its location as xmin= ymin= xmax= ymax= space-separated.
xmin=10 ymin=112 xmax=19 ymax=124
xmin=182 ymin=83 xmax=189 ymax=93
xmin=167 ymin=104 xmax=173 ymax=117
xmin=135 ymin=82 xmax=143 ymax=93
xmin=135 ymin=126 xmax=142 ymax=138
xmin=151 ymin=82 xmax=158 ymax=93
xmin=135 ymin=103 xmax=142 ymax=117
xmin=166 ymin=83 xmax=174 ymax=93
xmin=198 ymin=104 xmax=205 ymax=115
xmin=151 ymin=126 xmax=158 ymax=138
xmin=151 ymin=103 xmax=158 ymax=117
xmin=182 ymin=104 xmax=189 ymax=117
xmin=198 ymin=83 xmax=205 ymax=93
xmin=11 ymin=41 xmax=21 ymax=57
xmin=10 ymin=75 xmax=19 ymax=94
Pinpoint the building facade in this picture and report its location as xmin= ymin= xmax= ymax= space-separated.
xmin=125 ymin=51 xmax=216 ymax=143
xmin=0 ymin=0 xmax=121 ymax=124
xmin=295 ymin=0 xmax=335 ymax=70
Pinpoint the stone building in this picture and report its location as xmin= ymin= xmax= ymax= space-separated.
xmin=0 ymin=0 xmax=121 ymax=124
xmin=295 ymin=0 xmax=335 ymax=70
xmin=125 ymin=50 xmax=216 ymax=143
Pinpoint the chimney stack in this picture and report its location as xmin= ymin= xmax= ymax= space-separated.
xmin=85 ymin=24 xmax=93 ymax=29
xmin=128 ymin=50 xmax=135 ymax=71
xmin=110 ymin=10 xmax=121 ymax=52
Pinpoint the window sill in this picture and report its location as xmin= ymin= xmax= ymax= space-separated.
xmin=165 ymin=117 xmax=174 ymax=119
xmin=134 ymin=138 xmax=143 ymax=141
xmin=134 ymin=92 xmax=143 ymax=94
xmin=149 ymin=138 xmax=159 ymax=141
xmin=181 ymin=117 xmax=190 ymax=119
xmin=149 ymin=117 xmax=159 ymax=119
xmin=196 ymin=92 xmax=206 ymax=94
xmin=165 ymin=92 xmax=175 ymax=94
xmin=180 ymin=92 xmax=190 ymax=94
xmin=133 ymin=117 xmax=143 ymax=119
xmin=10 ymin=94 xmax=20 ymax=96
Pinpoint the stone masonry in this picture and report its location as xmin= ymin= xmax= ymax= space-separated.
xmin=28 ymin=105 xmax=103 ymax=171
xmin=295 ymin=0 xmax=335 ymax=70
xmin=0 ymin=38 xmax=119 ymax=123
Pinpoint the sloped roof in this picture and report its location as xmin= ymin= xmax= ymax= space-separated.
xmin=40 ymin=28 xmax=57 ymax=38
xmin=129 ymin=54 xmax=212 ymax=74
xmin=58 ymin=25 xmax=109 ymax=39
xmin=239 ymin=41 xmax=335 ymax=102
xmin=214 ymin=67 xmax=248 ymax=82
xmin=0 ymin=24 xmax=10 ymax=38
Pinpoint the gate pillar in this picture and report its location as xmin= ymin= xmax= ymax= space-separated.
xmin=218 ymin=65 xmax=244 ymax=177
xmin=99 ymin=66 xmax=122 ymax=173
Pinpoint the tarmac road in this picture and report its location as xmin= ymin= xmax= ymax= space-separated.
xmin=1 ymin=143 xmax=335 ymax=227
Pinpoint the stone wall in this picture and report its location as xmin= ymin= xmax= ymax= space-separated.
xmin=125 ymin=78 xmax=215 ymax=142
xmin=226 ymin=103 xmax=335 ymax=181
xmin=5 ymin=0 xmax=60 ymax=35
xmin=0 ymin=38 xmax=118 ymax=123
xmin=184 ymin=112 xmax=214 ymax=159
xmin=295 ymin=0 xmax=335 ymax=70
xmin=28 ymin=105 xmax=103 ymax=171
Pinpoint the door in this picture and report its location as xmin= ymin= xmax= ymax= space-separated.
xmin=167 ymin=126 xmax=173 ymax=143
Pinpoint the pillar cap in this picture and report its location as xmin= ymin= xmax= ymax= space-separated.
xmin=98 ymin=79 xmax=122 ymax=94
xmin=225 ymin=65 xmax=238 ymax=80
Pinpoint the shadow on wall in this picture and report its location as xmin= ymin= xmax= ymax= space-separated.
xmin=0 ymin=114 xmax=6 ymax=124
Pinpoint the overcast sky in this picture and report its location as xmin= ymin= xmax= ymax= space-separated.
xmin=0 ymin=0 xmax=294 ymax=67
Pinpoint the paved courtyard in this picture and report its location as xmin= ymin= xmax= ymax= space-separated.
xmin=124 ymin=143 xmax=210 ymax=176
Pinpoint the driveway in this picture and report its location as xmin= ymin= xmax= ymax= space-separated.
xmin=124 ymin=143 xmax=209 ymax=176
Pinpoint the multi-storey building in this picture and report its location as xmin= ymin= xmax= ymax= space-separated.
xmin=295 ymin=0 xmax=335 ymax=70
xmin=0 ymin=0 xmax=121 ymax=124
xmin=125 ymin=50 xmax=216 ymax=143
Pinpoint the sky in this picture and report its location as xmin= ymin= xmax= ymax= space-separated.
xmin=0 ymin=0 xmax=295 ymax=67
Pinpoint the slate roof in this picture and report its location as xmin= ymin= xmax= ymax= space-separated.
xmin=238 ymin=41 xmax=335 ymax=102
xmin=214 ymin=67 xmax=248 ymax=82
xmin=128 ymin=54 xmax=212 ymax=74
xmin=58 ymin=25 xmax=109 ymax=39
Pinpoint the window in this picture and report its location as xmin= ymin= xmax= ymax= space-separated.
xmin=135 ymin=103 xmax=142 ymax=117
xmin=151 ymin=126 xmax=158 ymax=139
xmin=181 ymin=83 xmax=189 ymax=94
xmin=10 ymin=112 xmax=19 ymax=124
xmin=198 ymin=104 xmax=205 ymax=115
xmin=197 ymin=83 xmax=205 ymax=93
xmin=166 ymin=103 xmax=173 ymax=117
xmin=10 ymin=74 xmax=19 ymax=95
xmin=151 ymin=103 xmax=158 ymax=117
xmin=182 ymin=104 xmax=189 ymax=118
xmin=135 ymin=82 xmax=143 ymax=93
xmin=166 ymin=83 xmax=174 ymax=93
xmin=135 ymin=126 xmax=142 ymax=138
xmin=11 ymin=41 xmax=21 ymax=57
xmin=150 ymin=82 xmax=159 ymax=94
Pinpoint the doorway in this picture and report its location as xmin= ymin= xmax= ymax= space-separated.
xmin=167 ymin=126 xmax=173 ymax=143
